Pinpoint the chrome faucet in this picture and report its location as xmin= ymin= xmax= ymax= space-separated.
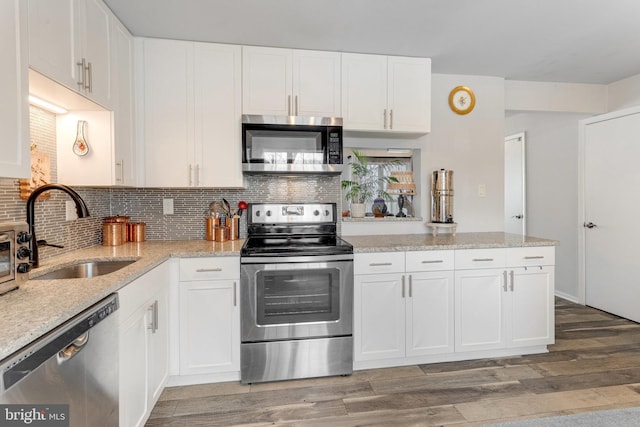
xmin=26 ymin=184 xmax=90 ymax=268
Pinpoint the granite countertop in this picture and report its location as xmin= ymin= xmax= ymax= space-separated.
xmin=0 ymin=232 xmax=557 ymax=362
xmin=0 ymin=240 xmax=243 ymax=361
xmin=345 ymin=232 xmax=558 ymax=252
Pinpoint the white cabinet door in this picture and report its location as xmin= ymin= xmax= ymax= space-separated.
xmin=80 ymin=0 xmax=111 ymax=107
xmin=194 ymin=42 xmax=243 ymax=187
xmin=141 ymin=38 xmax=243 ymax=188
xmin=0 ymin=0 xmax=29 ymax=179
xmin=242 ymin=46 xmax=341 ymax=117
xmin=110 ymin=17 xmax=136 ymax=186
xmin=406 ymin=271 xmax=455 ymax=356
xmin=341 ymin=53 xmax=388 ymax=131
xmin=28 ymin=0 xmax=78 ymax=92
xmin=455 ymin=268 xmax=507 ymax=352
xmin=292 ymin=49 xmax=341 ymax=117
xmin=387 ymin=56 xmax=431 ymax=133
xmin=28 ymin=0 xmax=112 ymax=107
xmin=142 ymin=38 xmax=192 ymax=187
xmin=119 ymin=303 xmax=149 ymax=427
xmin=179 ymin=279 xmax=240 ymax=375
xmin=508 ymin=266 xmax=554 ymax=348
xmin=147 ymin=284 xmax=170 ymax=406
xmin=242 ymin=46 xmax=292 ymax=116
xmin=354 ymin=273 xmax=405 ymax=361
xmin=341 ymin=53 xmax=431 ymax=133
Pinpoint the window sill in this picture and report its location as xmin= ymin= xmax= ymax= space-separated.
xmin=342 ymin=216 xmax=423 ymax=223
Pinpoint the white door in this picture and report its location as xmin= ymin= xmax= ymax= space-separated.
xmin=584 ymin=112 xmax=640 ymax=322
xmin=504 ymin=133 xmax=526 ymax=234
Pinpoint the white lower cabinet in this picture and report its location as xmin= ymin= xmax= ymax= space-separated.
xmin=177 ymin=257 xmax=240 ymax=380
xmin=354 ymin=251 xmax=454 ymax=366
xmin=354 ymin=246 xmax=554 ymax=370
xmin=118 ymin=261 xmax=170 ymax=427
xmin=455 ymin=247 xmax=555 ymax=353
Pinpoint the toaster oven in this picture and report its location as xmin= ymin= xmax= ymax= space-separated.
xmin=0 ymin=221 xmax=31 ymax=295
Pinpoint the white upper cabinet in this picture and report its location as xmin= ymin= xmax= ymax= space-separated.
xmin=242 ymin=46 xmax=341 ymax=117
xmin=342 ymin=53 xmax=431 ymax=133
xmin=140 ymin=38 xmax=243 ymax=188
xmin=28 ymin=0 xmax=112 ymax=108
xmin=0 ymin=0 xmax=29 ymax=179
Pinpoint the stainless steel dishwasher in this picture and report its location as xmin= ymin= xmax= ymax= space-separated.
xmin=0 ymin=294 xmax=119 ymax=426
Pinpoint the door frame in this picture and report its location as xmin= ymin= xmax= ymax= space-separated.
xmin=504 ymin=132 xmax=526 ymax=235
xmin=578 ymin=105 xmax=640 ymax=305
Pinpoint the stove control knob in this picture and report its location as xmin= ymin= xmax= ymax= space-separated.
xmin=255 ymin=210 xmax=261 ymax=217
xmin=266 ymin=210 xmax=272 ymax=217
xmin=313 ymin=210 xmax=320 ymax=216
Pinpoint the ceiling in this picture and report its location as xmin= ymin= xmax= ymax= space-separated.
xmin=103 ymin=0 xmax=640 ymax=85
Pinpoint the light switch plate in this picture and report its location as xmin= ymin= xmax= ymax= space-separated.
xmin=163 ymin=198 xmax=174 ymax=215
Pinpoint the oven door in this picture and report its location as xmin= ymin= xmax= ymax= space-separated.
xmin=240 ymin=255 xmax=353 ymax=342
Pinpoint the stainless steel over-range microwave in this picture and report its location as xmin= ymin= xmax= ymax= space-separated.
xmin=242 ymin=115 xmax=343 ymax=174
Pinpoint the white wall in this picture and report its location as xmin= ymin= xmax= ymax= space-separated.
xmin=608 ymin=73 xmax=640 ymax=111
xmin=505 ymin=112 xmax=591 ymax=301
xmin=342 ymin=73 xmax=506 ymax=236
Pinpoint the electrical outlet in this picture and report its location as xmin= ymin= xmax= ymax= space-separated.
xmin=478 ymin=184 xmax=487 ymax=198
xmin=163 ymin=198 xmax=174 ymax=215
xmin=65 ymin=200 xmax=78 ymax=221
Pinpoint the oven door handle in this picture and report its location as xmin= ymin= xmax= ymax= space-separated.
xmin=241 ymin=254 xmax=354 ymax=264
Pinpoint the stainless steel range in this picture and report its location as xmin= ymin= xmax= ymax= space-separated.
xmin=240 ymin=203 xmax=354 ymax=384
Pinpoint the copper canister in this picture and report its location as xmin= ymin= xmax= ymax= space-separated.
xmin=103 ymin=223 xmax=124 ymax=246
xmin=104 ymin=216 xmax=130 ymax=242
xmin=215 ymin=226 xmax=228 ymax=242
xmin=128 ymin=222 xmax=146 ymax=242
xmin=205 ymin=217 xmax=219 ymax=241
xmin=227 ymin=216 xmax=239 ymax=241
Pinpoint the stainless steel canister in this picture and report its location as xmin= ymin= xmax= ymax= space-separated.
xmin=431 ymin=169 xmax=454 ymax=223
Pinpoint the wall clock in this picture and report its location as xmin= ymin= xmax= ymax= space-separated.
xmin=448 ymin=86 xmax=476 ymax=115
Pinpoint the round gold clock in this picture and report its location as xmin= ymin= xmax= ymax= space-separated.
xmin=448 ymin=86 xmax=476 ymax=115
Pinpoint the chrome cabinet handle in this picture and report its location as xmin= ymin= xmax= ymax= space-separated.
xmin=503 ymin=270 xmax=508 ymax=292
xmin=383 ymin=109 xmax=387 ymax=129
xmin=584 ymin=222 xmax=597 ymax=229
xmin=401 ymin=275 xmax=405 ymax=298
xmin=87 ymin=61 xmax=93 ymax=92
xmin=524 ymin=256 xmax=544 ymax=260
xmin=233 ymin=281 xmax=237 ymax=306
xmin=390 ymin=109 xmax=394 ymax=129
xmin=195 ymin=164 xmax=200 ymax=186
xmin=295 ymin=95 xmax=299 ymax=116
xmin=421 ymin=260 xmax=443 ymax=264
xmin=148 ymin=300 xmax=158 ymax=333
xmin=510 ymin=270 xmax=515 ymax=291
xmin=196 ymin=268 xmax=223 ymax=272
xmin=369 ymin=262 xmax=392 ymax=267
xmin=77 ymin=58 xmax=86 ymax=89
xmin=473 ymin=258 xmax=494 ymax=262
xmin=288 ymin=95 xmax=292 ymax=116
xmin=188 ymin=164 xmax=193 ymax=186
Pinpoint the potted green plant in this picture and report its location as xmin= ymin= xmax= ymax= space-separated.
xmin=341 ymin=150 xmax=399 ymax=218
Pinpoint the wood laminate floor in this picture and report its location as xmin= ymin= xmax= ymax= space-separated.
xmin=147 ymin=298 xmax=640 ymax=426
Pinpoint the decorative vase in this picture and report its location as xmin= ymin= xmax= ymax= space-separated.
xmin=351 ymin=203 xmax=366 ymax=218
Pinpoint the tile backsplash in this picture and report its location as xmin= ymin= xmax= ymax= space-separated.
xmin=0 ymin=106 xmax=342 ymax=263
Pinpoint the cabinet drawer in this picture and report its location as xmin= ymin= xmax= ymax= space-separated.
xmin=507 ymin=246 xmax=555 ymax=267
xmin=354 ymin=252 xmax=404 ymax=275
xmin=179 ymin=257 xmax=240 ymax=281
xmin=405 ymin=250 xmax=454 ymax=272
xmin=455 ymin=248 xmax=506 ymax=270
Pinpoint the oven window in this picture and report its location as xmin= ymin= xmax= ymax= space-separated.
xmin=245 ymin=130 xmax=324 ymax=164
xmin=256 ymin=268 xmax=340 ymax=325
xmin=0 ymin=233 xmax=13 ymax=281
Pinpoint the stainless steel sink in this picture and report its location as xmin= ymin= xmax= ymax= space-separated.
xmin=32 ymin=260 xmax=137 ymax=280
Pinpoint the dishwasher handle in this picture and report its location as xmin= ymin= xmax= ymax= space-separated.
xmin=0 ymin=294 xmax=119 ymax=392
